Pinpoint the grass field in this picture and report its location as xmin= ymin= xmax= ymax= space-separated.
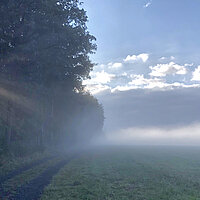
xmin=41 ymin=146 xmax=200 ymax=200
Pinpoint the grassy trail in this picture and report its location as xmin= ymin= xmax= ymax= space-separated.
xmin=0 ymin=156 xmax=54 ymax=184
xmin=0 ymin=154 xmax=77 ymax=200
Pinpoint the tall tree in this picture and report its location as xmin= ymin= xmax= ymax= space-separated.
xmin=0 ymin=0 xmax=97 ymax=88
xmin=0 ymin=0 xmax=104 ymax=156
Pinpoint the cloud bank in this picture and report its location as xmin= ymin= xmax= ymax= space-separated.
xmin=149 ymin=62 xmax=189 ymax=77
xmin=83 ymin=53 xmax=200 ymax=94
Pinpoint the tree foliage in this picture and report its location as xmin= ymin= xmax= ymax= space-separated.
xmin=0 ymin=0 xmax=104 ymax=157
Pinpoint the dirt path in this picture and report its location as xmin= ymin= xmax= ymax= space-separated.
xmin=0 ymin=154 xmax=76 ymax=200
xmin=0 ymin=156 xmax=54 ymax=184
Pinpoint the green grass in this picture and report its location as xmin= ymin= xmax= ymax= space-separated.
xmin=41 ymin=146 xmax=200 ymax=200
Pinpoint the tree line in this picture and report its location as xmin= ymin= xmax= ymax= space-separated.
xmin=0 ymin=0 xmax=104 ymax=157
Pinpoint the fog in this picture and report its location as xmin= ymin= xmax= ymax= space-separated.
xmin=104 ymin=123 xmax=200 ymax=146
xmin=94 ymin=88 xmax=200 ymax=146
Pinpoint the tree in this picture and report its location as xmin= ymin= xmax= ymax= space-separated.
xmin=0 ymin=0 xmax=96 ymax=88
xmin=0 ymin=0 xmax=104 ymax=156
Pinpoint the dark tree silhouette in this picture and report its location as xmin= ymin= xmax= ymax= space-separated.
xmin=0 ymin=0 xmax=104 ymax=157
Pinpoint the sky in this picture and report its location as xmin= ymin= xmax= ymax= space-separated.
xmin=82 ymin=0 xmax=200 ymax=145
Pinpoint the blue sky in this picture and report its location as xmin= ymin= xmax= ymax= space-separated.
xmin=83 ymin=0 xmax=200 ymax=64
xmin=82 ymin=0 xmax=200 ymax=94
xmin=82 ymin=0 xmax=200 ymax=144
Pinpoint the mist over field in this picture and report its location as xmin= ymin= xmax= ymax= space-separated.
xmin=93 ymin=88 xmax=200 ymax=146
xmin=104 ymin=124 xmax=200 ymax=145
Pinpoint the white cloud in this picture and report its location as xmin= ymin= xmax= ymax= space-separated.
xmin=122 ymin=72 xmax=128 ymax=76
xmin=124 ymin=53 xmax=149 ymax=63
xmin=150 ymin=62 xmax=188 ymax=77
xmin=128 ymin=74 xmax=169 ymax=89
xmin=159 ymin=56 xmax=175 ymax=61
xmin=144 ymin=1 xmax=152 ymax=8
xmin=184 ymin=63 xmax=194 ymax=67
xmin=112 ymin=74 xmax=200 ymax=92
xmin=83 ymin=70 xmax=115 ymax=85
xmin=192 ymin=66 xmax=200 ymax=81
xmin=84 ymin=84 xmax=111 ymax=95
xmin=111 ymin=85 xmax=138 ymax=93
xmin=160 ymin=57 xmax=167 ymax=60
xmin=105 ymin=81 xmax=200 ymax=94
xmin=170 ymin=56 xmax=175 ymax=60
xmin=83 ymin=70 xmax=115 ymax=94
xmin=108 ymin=62 xmax=123 ymax=69
xmin=145 ymin=82 xmax=200 ymax=90
xmin=129 ymin=74 xmax=162 ymax=87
